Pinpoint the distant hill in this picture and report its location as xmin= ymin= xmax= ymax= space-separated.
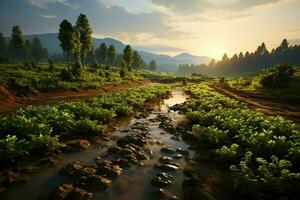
xmin=23 ymin=33 xmax=212 ymax=71
xmin=174 ymin=53 xmax=211 ymax=65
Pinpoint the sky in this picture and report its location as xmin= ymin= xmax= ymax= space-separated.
xmin=0 ymin=0 xmax=300 ymax=59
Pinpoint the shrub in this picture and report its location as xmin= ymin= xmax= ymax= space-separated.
xmin=192 ymin=125 xmax=229 ymax=147
xmin=260 ymin=64 xmax=295 ymax=88
xmin=23 ymin=62 xmax=32 ymax=69
xmin=48 ymin=59 xmax=55 ymax=71
xmin=90 ymin=108 xmax=116 ymax=123
xmin=0 ymin=135 xmax=27 ymax=165
xmin=60 ymin=69 xmax=73 ymax=81
xmin=0 ymin=114 xmax=52 ymax=139
xmin=26 ymin=134 xmax=63 ymax=153
xmin=216 ymin=144 xmax=239 ymax=161
xmin=31 ymin=61 xmax=37 ymax=69
xmin=70 ymin=119 xmax=105 ymax=137
xmin=120 ymin=68 xmax=126 ymax=78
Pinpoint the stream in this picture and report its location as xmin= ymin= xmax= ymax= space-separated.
xmin=1 ymin=88 xmax=211 ymax=200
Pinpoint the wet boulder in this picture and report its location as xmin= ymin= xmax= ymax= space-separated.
xmin=63 ymin=140 xmax=91 ymax=152
xmin=113 ymin=158 xmax=133 ymax=168
xmin=75 ymin=175 xmax=111 ymax=191
xmin=117 ymin=135 xmax=146 ymax=147
xmin=51 ymin=184 xmax=93 ymax=200
xmin=136 ymin=152 xmax=148 ymax=160
xmin=60 ymin=161 xmax=97 ymax=177
xmin=159 ymin=156 xmax=174 ymax=164
xmin=154 ymin=188 xmax=179 ymax=200
xmin=107 ymin=146 xmax=122 ymax=154
xmin=151 ymin=172 xmax=173 ymax=187
xmin=118 ymin=149 xmax=134 ymax=157
xmin=97 ymin=160 xmax=122 ymax=178
xmin=36 ymin=156 xmax=59 ymax=166
xmin=174 ymin=154 xmax=183 ymax=159
xmin=145 ymin=149 xmax=154 ymax=159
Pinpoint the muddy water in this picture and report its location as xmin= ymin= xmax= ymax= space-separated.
xmin=95 ymin=89 xmax=191 ymax=200
xmin=1 ymin=88 xmax=193 ymax=200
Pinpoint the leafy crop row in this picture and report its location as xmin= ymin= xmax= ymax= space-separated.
xmin=181 ymin=83 xmax=300 ymax=198
xmin=0 ymin=85 xmax=170 ymax=165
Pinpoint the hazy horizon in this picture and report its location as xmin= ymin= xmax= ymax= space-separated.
xmin=0 ymin=0 xmax=300 ymax=59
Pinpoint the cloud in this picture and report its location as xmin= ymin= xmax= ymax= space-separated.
xmin=26 ymin=0 xmax=79 ymax=9
xmin=0 ymin=0 xmax=183 ymax=41
xmin=37 ymin=14 xmax=57 ymax=18
xmin=152 ymin=0 xmax=288 ymax=14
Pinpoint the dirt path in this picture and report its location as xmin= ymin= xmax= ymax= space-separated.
xmin=0 ymin=80 xmax=152 ymax=115
xmin=211 ymin=84 xmax=300 ymax=127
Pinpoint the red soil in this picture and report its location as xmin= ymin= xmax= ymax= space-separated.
xmin=0 ymin=80 xmax=152 ymax=115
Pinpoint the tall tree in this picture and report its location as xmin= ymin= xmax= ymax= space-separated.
xmin=149 ymin=60 xmax=157 ymax=71
xmin=132 ymin=51 xmax=143 ymax=69
xmin=8 ymin=26 xmax=25 ymax=64
xmin=75 ymin=13 xmax=93 ymax=68
xmin=0 ymin=32 xmax=8 ymax=60
xmin=108 ymin=45 xmax=116 ymax=65
xmin=24 ymin=39 xmax=32 ymax=60
xmin=95 ymin=43 xmax=108 ymax=64
xmin=208 ymin=59 xmax=216 ymax=67
xmin=31 ymin=37 xmax=43 ymax=62
xmin=58 ymin=20 xmax=76 ymax=69
xmin=222 ymin=53 xmax=229 ymax=63
xmin=123 ymin=45 xmax=133 ymax=71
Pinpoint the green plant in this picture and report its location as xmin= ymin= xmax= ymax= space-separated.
xmin=0 ymin=135 xmax=27 ymax=165
xmin=70 ymin=119 xmax=105 ymax=137
xmin=60 ymin=69 xmax=73 ymax=81
xmin=179 ymin=83 xmax=300 ymax=198
xmin=26 ymin=134 xmax=63 ymax=153
xmin=48 ymin=59 xmax=55 ymax=71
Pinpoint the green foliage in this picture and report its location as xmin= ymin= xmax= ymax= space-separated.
xmin=26 ymin=134 xmax=63 ymax=153
xmin=8 ymin=26 xmax=25 ymax=64
xmin=60 ymin=68 xmax=73 ymax=81
xmin=71 ymin=119 xmax=104 ymax=137
xmin=192 ymin=125 xmax=229 ymax=147
xmin=123 ymin=45 xmax=133 ymax=70
xmin=108 ymin=45 xmax=116 ymax=65
xmin=177 ymin=39 xmax=300 ymax=76
xmin=0 ymin=135 xmax=26 ymax=165
xmin=260 ymin=64 xmax=295 ymax=88
xmin=0 ymin=32 xmax=8 ymax=61
xmin=48 ymin=59 xmax=55 ymax=71
xmin=216 ymin=144 xmax=239 ymax=161
xmin=0 ymin=84 xmax=170 ymax=163
xmin=58 ymin=19 xmax=81 ymax=68
xmin=180 ymin=83 xmax=300 ymax=198
xmin=119 ymin=67 xmax=127 ymax=78
xmin=149 ymin=60 xmax=157 ymax=71
xmin=75 ymin=13 xmax=93 ymax=67
xmin=95 ymin=43 xmax=108 ymax=64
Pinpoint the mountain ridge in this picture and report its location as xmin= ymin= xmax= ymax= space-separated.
xmin=23 ymin=33 xmax=212 ymax=71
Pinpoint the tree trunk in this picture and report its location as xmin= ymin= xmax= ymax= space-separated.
xmin=82 ymin=49 xmax=85 ymax=69
xmin=67 ymin=52 xmax=70 ymax=70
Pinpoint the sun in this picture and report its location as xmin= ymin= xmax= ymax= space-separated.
xmin=210 ymin=47 xmax=223 ymax=60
